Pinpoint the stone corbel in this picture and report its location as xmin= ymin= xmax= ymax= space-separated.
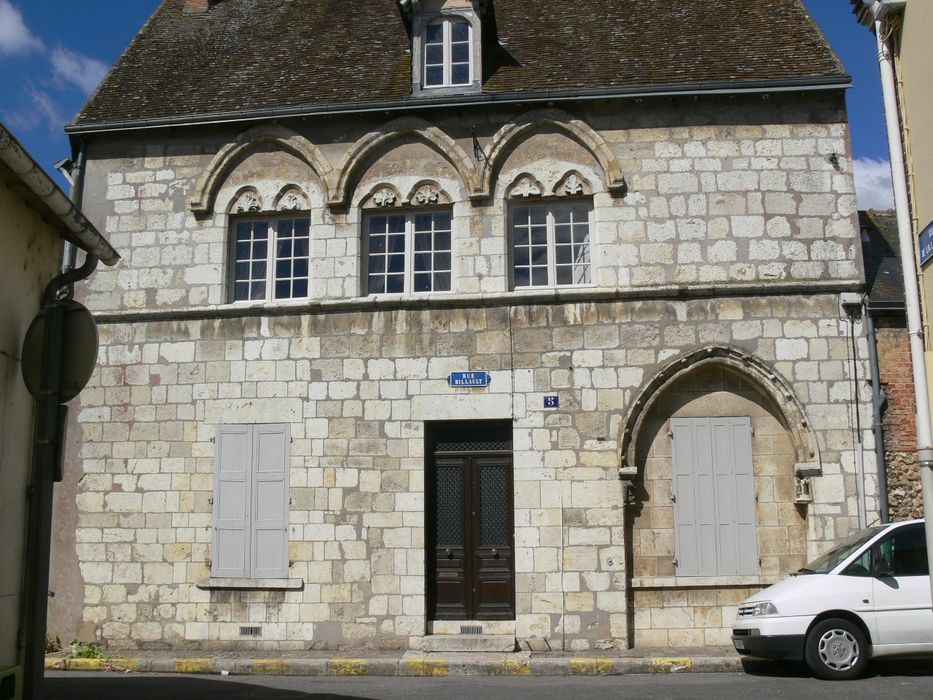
xmin=618 ymin=466 xmax=638 ymax=506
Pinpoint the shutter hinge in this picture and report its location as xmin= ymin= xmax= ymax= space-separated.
xmin=668 ymin=429 xmax=673 ymax=439
xmin=289 ymin=560 xmax=294 ymax=568
xmin=206 ymin=559 xmax=212 ymax=568
xmin=759 ymin=558 xmax=762 ymax=566
xmin=670 ymin=487 xmax=676 ymax=503
xmin=208 ymin=498 xmax=213 ymax=505
xmin=673 ymin=558 xmax=678 ymax=568
xmin=210 ymin=437 xmax=215 ymax=443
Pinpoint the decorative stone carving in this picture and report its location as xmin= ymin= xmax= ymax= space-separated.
xmin=276 ymin=187 xmax=309 ymax=211
xmin=373 ymin=188 xmax=398 ymax=207
xmin=508 ymin=175 xmax=543 ymax=198
xmin=563 ymin=173 xmax=585 ymax=195
xmin=554 ymin=171 xmax=591 ymax=196
xmin=413 ymin=184 xmax=441 ymax=205
xmin=233 ymin=191 xmax=262 ymax=213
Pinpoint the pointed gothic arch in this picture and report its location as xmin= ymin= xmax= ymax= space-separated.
xmin=189 ymin=124 xmax=333 ymax=214
xmin=330 ymin=116 xmax=476 ymax=208
xmin=618 ymin=346 xmax=821 ymax=479
xmin=473 ymin=108 xmax=626 ymax=201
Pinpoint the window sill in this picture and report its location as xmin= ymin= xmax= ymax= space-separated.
xmin=196 ymin=577 xmax=304 ymax=591
xmin=631 ymin=575 xmax=782 ymax=589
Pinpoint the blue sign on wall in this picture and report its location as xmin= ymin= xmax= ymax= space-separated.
xmin=544 ymin=396 xmax=560 ymax=408
xmin=448 ymin=371 xmax=491 ymax=388
xmin=920 ymin=220 xmax=933 ymax=266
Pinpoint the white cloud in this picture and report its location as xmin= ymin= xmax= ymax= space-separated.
xmin=853 ymin=156 xmax=896 ymax=211
xmin=50 ymin=47 xmax=109 ymax=95
xmin=0 ymin=0 xmax=44 ymax=56
xmin=22 ymin=86 xmax=66 ymax=136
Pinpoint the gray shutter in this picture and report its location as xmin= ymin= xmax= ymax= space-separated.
xmin=672 ymin=417 xmax=757 ymax=577
xmin=250 ymin=424 xmax=290 ymax=578
xmin=672 ymin=418 xmax=716 ymax=576
xmin=724 ymin=417 xmax=758 ymax=575
xmin=213 ymin=425 xmax=252 ymax=578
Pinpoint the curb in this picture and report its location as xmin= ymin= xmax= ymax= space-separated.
xmin=46 ymin=654 xmax=743 ymax=677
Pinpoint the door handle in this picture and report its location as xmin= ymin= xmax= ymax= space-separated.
xmin=492 ymin=548 xmax=499 ymax=558
xmin=446 ymin=548 xmax=453 ymax=559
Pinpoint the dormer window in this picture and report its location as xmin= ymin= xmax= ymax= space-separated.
xmin=424 ymin=18 xmax=472 ymax=88
xmin=409 ymin=2 xmax=482 ymax=96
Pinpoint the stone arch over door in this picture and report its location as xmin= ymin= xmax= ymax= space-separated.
xmin=620 ymin=346 xmax=818 ymax=648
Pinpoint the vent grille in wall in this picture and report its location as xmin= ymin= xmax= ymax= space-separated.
xmin=460 ymin=625 xmax=483 ymax=635
xmin=239 ymin=626 xmax=262 ymax=637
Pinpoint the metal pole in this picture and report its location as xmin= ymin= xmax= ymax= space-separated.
xmin=874 ymin=18 xmax=933 ymax=605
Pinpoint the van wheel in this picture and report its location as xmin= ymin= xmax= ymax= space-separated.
xmin=804 ymin=618 xmax=869 ymax=680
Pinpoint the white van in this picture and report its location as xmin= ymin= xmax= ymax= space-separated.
xmin=732 ymin=519 xmax=932 ymax=679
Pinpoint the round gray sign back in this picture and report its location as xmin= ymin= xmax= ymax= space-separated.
xmin=22 ymin=300 xmax=99 ymax=403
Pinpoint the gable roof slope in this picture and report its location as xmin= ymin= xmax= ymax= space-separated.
xmin=72 ymin=0 xmax=847 ymax=130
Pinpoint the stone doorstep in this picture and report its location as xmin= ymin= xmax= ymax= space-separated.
xmin=45 ymin=653 xmax=744 ymax=676
xmin=421 ymin=634 xmax=517 ymax=653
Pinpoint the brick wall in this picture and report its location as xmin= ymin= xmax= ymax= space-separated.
xmin=875 ymin=317 xmax=922 ymax=519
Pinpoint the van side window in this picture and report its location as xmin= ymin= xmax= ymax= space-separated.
xmin=877 ymin=525 xmax=929 ymax=577
xmin=842 ymin=549 xmax=872 ymax=577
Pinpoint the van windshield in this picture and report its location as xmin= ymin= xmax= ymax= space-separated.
xmin=798 ymin=525 xmax=886 ymax=574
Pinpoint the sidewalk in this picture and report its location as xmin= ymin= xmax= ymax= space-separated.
xmin=45 ymin=647 xmax=744 ymax=677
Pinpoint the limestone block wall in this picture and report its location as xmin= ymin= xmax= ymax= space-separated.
xmin=76 ymin=92 xmax=861 ymax=317
xmin=49 ymin=297 xmax=876 ymax=651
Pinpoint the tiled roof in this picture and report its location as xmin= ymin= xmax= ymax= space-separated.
xmin=860 ymin=210 xmax=906 ymax=309
xmin=73 ymin=0 xmax=847 ymax=128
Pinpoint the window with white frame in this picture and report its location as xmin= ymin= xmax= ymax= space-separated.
xmin=230 ymin=217 xmax=310 ymax=302
xmin=510 ymin=202 xmax=593 ymax=288
xmin=423 ymin=18 xmax=472 ymax=88
xmin=365 ymin=211 xmax=452 ymax=294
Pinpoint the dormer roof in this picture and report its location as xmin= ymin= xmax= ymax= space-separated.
xmin=70 ymin=0 xmax=847 ymax=132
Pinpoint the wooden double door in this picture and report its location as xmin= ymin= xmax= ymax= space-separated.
xmin=427 ymin=427 xmax=515 ymax=621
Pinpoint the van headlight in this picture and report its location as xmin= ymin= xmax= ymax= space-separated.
xmin=749 ymin=602 xmax=779 ymax=617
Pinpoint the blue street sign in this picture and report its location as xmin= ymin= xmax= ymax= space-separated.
xmin=920 ymin=220 xmax=933 ymax=266
xmin=544 ymin=396 xmax=560 ymax=408
xmin=448 ymin=371 xmax=491 ymax=388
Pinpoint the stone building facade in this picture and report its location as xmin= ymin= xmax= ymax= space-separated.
xmin=49 ymin=0 xmax=879 ymax=652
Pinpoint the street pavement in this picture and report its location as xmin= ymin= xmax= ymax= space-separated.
xmin=41 ymin=661 xmax=933 ymax=700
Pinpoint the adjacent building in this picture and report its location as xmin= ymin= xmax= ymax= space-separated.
xmin=48 ymin=0 xmax=876 ymax=652
xmin=851 ymin=0 xmax=930 ymax=531
xmin=1 ymin=123 xmax=117 ymax=700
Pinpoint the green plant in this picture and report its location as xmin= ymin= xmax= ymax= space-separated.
xmin=67 ymin=640 xmax=104 ymax=659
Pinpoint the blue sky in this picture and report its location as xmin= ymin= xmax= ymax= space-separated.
xmin=0 ymin=0 xmax=894 ymax=207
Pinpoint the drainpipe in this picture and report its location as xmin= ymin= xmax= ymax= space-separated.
xmin=874 ymin=14 xmax=933 ymax=605
xmin=59 ymin=141 xmax=88 ymax=274
xmin=863 ymin=305 xmax=890 ymax=523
